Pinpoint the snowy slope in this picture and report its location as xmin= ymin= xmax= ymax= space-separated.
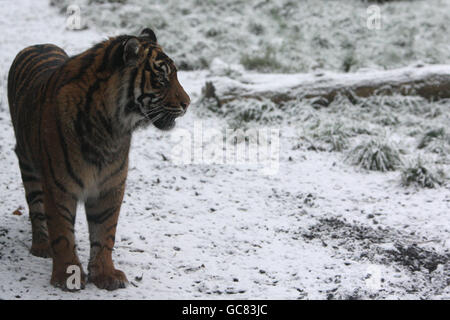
xmin=0 ymin=0 xmax=449 ymax=300
xmin=49 ymin=0 xmax=450 ymax=73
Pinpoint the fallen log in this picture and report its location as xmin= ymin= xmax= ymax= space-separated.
xmin=204 ymin=64 xmax=450 ymax=106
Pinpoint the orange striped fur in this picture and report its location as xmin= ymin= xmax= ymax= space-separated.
xmin=7 ymin=28 xmax=190 ymax=291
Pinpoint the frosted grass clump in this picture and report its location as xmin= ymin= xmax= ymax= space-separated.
xmin=358 ymin=94 xmax=425 ymax=113
xmin=408 ymin=100 xmax=445 ymax=119
xmin=353 ymin=95 xmax=447 ymax=129
xmin=374 ymin=108 xmax=400 ymax=126
xmin=401 ymin=157 xmax=445 ymax=188
xmin=349 ymin=123 xmax=378 ymax=136
xmin=378 ymin=95 xmax=424 ymax=111
xmin=417 ymin=128 xmax=450 ymax=155
xmin=197 ymin=96 xmax=282 ymax=129
xmin=347 ymin=137 xmax=402 ymax=171
xmin=223 ymin=98 xmax=281 ymax=129
xmin=311 ymin=122 xmax=351 ymax=152
xmin=240 ymin=46 xmax=282 ymax=72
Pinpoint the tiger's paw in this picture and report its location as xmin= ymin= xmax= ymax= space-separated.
xmin=89 ymin=268 xmax=128 ymax=291
xmin=30 ymin=242 xmax=52 ymax=258
xmin=51 ymin=265 xmax=87 ymax=292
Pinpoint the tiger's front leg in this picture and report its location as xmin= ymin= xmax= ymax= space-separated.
xmin=85 ymin=179 xmax=128 ymax=290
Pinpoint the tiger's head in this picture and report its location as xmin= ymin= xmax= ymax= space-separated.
xmin=121 ymin=28 xmax=190 ymax=131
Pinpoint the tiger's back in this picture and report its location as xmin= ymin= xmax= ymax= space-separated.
xmin=8 ymin=44 xmax=69 ymax=125
xmin=8 ymin=44 xmax=69 ymax=163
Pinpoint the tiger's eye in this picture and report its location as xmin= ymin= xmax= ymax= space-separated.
xmin=158 ymin=74 xmax=169 ymax=86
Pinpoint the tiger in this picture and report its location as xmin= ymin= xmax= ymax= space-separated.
xmin=7 ymin=28 xmax=190 ymax=291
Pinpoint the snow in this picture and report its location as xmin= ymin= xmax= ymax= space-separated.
xmin=50 ymin=0 xmax=450 ymax=73
xmin=0 ymin=0 xmax=449 ymax=300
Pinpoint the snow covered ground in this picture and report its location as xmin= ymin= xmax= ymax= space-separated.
xmin=50 ymin=0 xmax=450 ymax=73
xmin=0 ymin=0 xmax=449 ymax=300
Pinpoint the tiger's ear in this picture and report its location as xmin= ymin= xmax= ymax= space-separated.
xmin=140 ymin=28 xmax=157 ymax=43
xmin=123 ymin=37 xmax=141 ymax=65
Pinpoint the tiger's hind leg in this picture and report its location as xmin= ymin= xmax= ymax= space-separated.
xmin=17 ymin=154 xmax=51 ymax=258
xmin=42 ymin=180 xmax=86 ymax=291
xmin=85 ymin=179 xmax=128 ymax=290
